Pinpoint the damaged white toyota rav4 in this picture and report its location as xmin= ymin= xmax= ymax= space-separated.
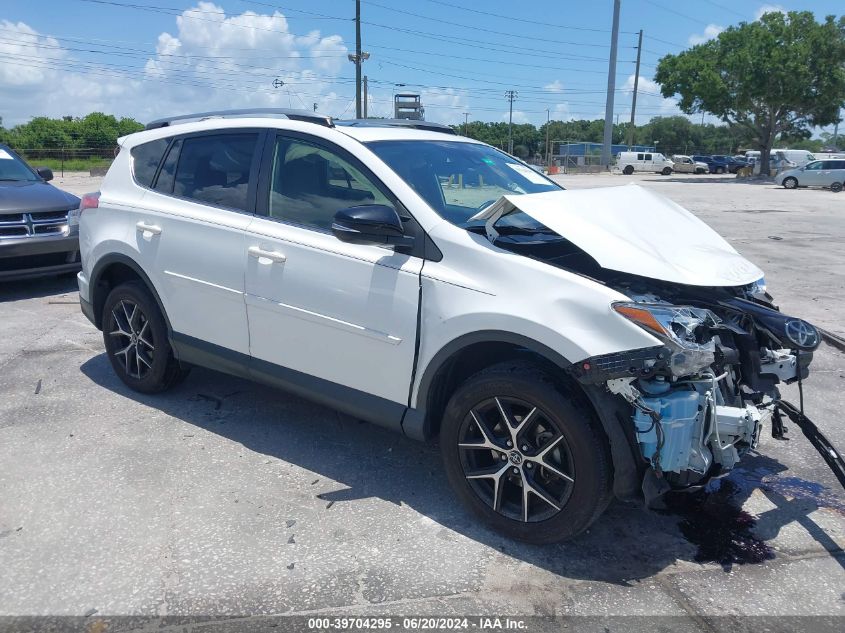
xmin=75 ymin=110 xmax=820 ymax=543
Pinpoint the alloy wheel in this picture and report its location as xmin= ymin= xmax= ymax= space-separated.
xmin=457 ymin=396 xmax=575 ymax=523
xmin=109 ymin=299 xmax=155 ymax=379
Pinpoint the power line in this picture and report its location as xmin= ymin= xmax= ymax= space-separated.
xmin=419 ymin=0 xmax=638 ymax=34
xmin=362 ymin=0 xmax=612 ymax=48
xmin=702 ymin=0 xmax=748 ymax=19
xmin=362 ymin=21 xmax=611 ymax=62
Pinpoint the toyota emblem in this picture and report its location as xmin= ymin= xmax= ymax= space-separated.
xmin=784 ymin=319 xmax=818 ymax=349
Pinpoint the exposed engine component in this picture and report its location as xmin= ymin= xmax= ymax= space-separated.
xmin=587 ymin=280 xmax=818 ymax=492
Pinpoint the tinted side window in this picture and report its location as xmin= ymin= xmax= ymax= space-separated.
xmin=268 ymin=137 xmax=391 ymax=232
xmin=644 ymin=154 xmax=652 ymax=161
xmin=174 ymin=133 xmax=258 ymax=211
xmin=805 ymin=162 xmax=822 ymax=170
xmin=131 ymin=138 xmax=169 ymax=188
xmin=637 ymin=153 xmax=644 ymax=160
xmin=154 ymin=139 xmax=181 ymax=194
xmin=835 ymin=161 xmax=845 ymax=169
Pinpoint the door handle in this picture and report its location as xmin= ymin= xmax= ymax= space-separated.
xmin=136 ymin=221 xmax=162 ymax=235
xmin=248 ymin=245 xmax=286 ymax=263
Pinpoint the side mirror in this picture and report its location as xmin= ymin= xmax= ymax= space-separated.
xmin=332 ymin=204 xmax=413 ymax=247
xmin=36 ymin=167 xmax=54 ymax=181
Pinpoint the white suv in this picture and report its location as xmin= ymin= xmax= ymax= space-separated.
xmin=75 ymin=109 xmax=819 ymax=543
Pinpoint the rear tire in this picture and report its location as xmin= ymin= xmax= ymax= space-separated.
xmin=830 ymin=182 xmax=843 ymax=193
xmin=782 ymin=176 xmax=798 ymax=189
xmin=439 ymin=361 xmax=612 ymax=543
xmin=622 ymin=165 xmax=634 ymax=175
xmin=102 ymin=282 xmax=189 ymax=393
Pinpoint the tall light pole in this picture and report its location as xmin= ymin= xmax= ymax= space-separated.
xmin=348 ymin=1 xmax=369 ymax=118
xmin=627 ymin=29 xmax=643 ymax=148
xmin=463 ymin=112 xmax=470 ymax=136
xmin=545 ymin=108 xmax=551 ymax=167
xmin=505 ymin=90 xmax=518 ymax=155
xmin=601 ymin=0 xmax=621 ymax=169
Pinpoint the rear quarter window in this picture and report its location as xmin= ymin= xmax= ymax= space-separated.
xmin=130 ymin=138 xmax=169 ymax=188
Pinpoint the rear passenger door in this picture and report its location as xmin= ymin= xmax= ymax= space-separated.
xmin=134 ymin=130 xmax=264 ymax=356
xmin=243 ymin=131 xmax=423 ymax=413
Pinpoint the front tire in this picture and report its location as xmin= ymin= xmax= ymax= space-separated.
xmin=661 ymin=167 xmax=672 ymax=175
xmin=622 ymin=165 xmax=634 ymax=175
xmin=440 ymin=361 xmax=612 ymax=543
xmin=782 ymin=176 xmax=798 ymax=189
xmin=102 ymin=281 xmax=189 ymax=393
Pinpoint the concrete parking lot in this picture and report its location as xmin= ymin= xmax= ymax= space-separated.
xmin=1 ymin=172 xmax=843 ymax=628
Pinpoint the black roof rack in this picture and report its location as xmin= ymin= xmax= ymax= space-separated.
xmin=334 ymin=119 xmax=457 ymax=135
xmin=145 ymin=108 xmax=333 ymax=130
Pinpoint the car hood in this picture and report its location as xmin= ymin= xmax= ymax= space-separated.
xmin=471 ymin=184 xmax=764 ymax=287
xmin=0 ymin=180 xmax=80 ymax=214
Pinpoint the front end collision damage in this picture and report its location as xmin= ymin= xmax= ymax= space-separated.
xmin=475 ymin=186 xmax=832 ymax=504
xmin=575 ymin=281 xmax=822 ymax=503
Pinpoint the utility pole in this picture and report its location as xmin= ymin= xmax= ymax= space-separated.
xmin=545 ymin=108 xmax=551 ymax=167
xmin=463 ymin=112 xmax=469 ymax=136
xmin=363 ymin=76 xmax=368 ymax=118
xmin=505 ymin=90 xmax=518 ymax=155
xmin=627 ymin=29 xmax=642 ymax=148
xmin=313 ymin=102 xmax=318 ymax=112
xmin=355 ymin=0 xmax=362 ymax=118
xmin=601 ymin=0 xmax=621 ymax=169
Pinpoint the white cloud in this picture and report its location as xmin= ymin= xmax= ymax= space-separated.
xmin=756 ymin=4 xmax=786 ymax=20
xmin=0 ymin=3 xmax=351 ymax=126
xmin=543 ymin=80 xmax=564 ymax=93
xmin=503 ymin=110 xmax=529 ymax=125
xmin=688 ymin=23 xmax=724 ymax=46
xmin=418 ymin=87 xmax=469 ymax=125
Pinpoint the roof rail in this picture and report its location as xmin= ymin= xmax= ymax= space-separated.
xmin=334 ymin=119 xmax=457 ymax=135
xmin=145 ymin=108 xmax=333 ymax=130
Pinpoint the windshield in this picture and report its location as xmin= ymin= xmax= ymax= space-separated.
xmin=0 ymin=147 xmax=40 ymax=182
xmin=366 ymin=140 xmax=560 ymax=226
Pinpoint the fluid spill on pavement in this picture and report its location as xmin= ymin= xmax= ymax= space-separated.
xmin=663 ymin=479 xmax=774 ymax=567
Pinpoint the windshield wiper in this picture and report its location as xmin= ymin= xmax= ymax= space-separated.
xmin=494 ymin=224 xmax=560 ymax=236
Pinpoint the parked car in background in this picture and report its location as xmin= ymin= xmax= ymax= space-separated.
xmin=691 ymin=155 xmax=730 ymax=174
xmin=780 ymin=158 xmax=845 ymax=192
xmin=711 ymin=155 xmax=746 ymax=174
xmin=76 ymin=108 xmax=820 ymax=543
xmin=616 ymin=151 xmax=674 ymax=175
xmin=671 ymin=155 xmax=708 ymax=174
xmin=0 ymin=144 xmax=81 ymax=281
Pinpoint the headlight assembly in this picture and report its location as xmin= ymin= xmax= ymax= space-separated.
xmin=613 ymin=302 xmax=720 ymax=376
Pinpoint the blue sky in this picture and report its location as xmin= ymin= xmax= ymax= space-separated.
xmin=1 ymin=0 xmax=842 ymax=128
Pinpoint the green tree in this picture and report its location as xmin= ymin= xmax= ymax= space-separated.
xmin=655 ymin=11 xmax=845 ymax=174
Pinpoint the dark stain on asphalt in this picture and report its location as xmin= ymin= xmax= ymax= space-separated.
xmin=663 ymin=480 xmax=774 ymax=568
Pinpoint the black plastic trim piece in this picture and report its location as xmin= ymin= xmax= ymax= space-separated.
xmin=80 ymin=296 xmax=96 ymax=326
xmin=403 ymin=331 xmax=573 ymax=441
xmin=170 ymin=332 xmax=407 ymax=433
xmin=88 ymin=253 xmax=172 ymax=334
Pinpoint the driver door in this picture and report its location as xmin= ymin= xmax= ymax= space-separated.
xmin=243 ymin=132 xmax=423 ymax=415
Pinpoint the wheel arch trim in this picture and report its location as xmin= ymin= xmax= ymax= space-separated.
xmin=403 ymin=329 xmax=645 ymax=503
xmin=89 ymin=253 xmax=173 ymax=336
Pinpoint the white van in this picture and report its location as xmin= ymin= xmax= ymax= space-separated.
xmin=616 ymin=151 xmax=674 ymax=175
xmin=746 ymin=149 xmax=813 ymax=167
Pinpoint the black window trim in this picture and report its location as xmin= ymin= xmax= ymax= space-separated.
xmin=254 ymin=129 xmax=437 ymax=260
xmin=137 ymin=128 xmax=268 ymax=216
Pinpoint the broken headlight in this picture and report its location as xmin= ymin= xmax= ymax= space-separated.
xmin=612 ymin=303 xmax=720 ymax=376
